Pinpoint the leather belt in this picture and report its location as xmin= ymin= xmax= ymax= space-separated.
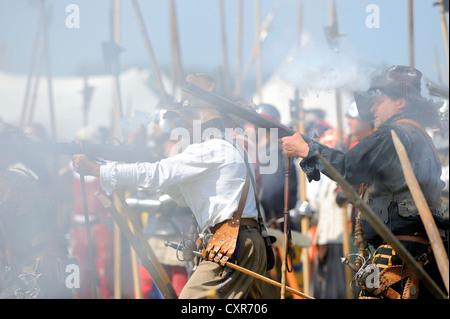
xmin=396 ymin=235 xmax=429 ymax=245
xmin=210 ymin=217 xmax=260 ymax=234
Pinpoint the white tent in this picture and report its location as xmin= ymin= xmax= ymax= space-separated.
xmin=0 ymin=67 xmax=160 ymax=142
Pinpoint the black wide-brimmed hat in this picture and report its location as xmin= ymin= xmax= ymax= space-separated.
xmin=354 ymin=65 xmax=438 ymax=125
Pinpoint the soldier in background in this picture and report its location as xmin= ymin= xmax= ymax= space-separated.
xmin=0 ymin=119 xmax=68 ymax=298
xmin=310 ymin=128 xmax=348 ymax=299
xmin=60 ymin=127 xmax=114 ymax=298
xmin=256 ymin=103 xmax=298 ymax=224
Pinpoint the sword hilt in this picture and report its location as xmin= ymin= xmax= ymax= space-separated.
xmin=164 ymin=241 xmax=183 ymax=251
xmin=164 ymin=241 xmax=200 ymax=262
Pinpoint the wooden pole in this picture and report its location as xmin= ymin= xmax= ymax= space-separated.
xmin=169 ymin=0 xmax=175 ymax=94
xmin=20 ymin=9 xmax=43 ymax=128
xmin=81 ymin=73 xmax=94 ymax=127
xmin=277 ymin=247 xmax=302 ymax=299
xmin=234 ymin=0 xmax=243 ymax=97
xmin=326 ymin=0 xmax=353 ymax=296
xmin=96 ymin=191 xmax=178 ymax=299
xmin=219 ymin=0 xmax=230 ymax=96
xmin=434 ymin=46 xmax=444 ymax=84
xmin=175 ymin=246 xmax=314 ymax=299
xmin=113 ymin=191 xmax=143 ymax=300
xmin=341 ymin=204 xmax=353 ymax=298
xmin=225 ymin=258 xmax=314 ymax=299
xmin=280 ymin=157 xmax=290 ymax=299
xmin=113 ymin=216 xmax=122 ymax=299
xmin=280 ymin=158 xmax=302 ymax=299
xmin=40 ymin=0 xmax=56 ymax=142
xmin=408 ymin=0 xmax=415 ymax=68
xmin=111 ymin=0 xmax=124 ymax=141
xmin=26 ymin=43 xmax=44 ymax=128
xmin=169 ymin=0 xmax=184 ymax=99
xmin=391 ymin=130 xmax=449 ymax=295
xmin=254 ymin=0 xmax=263 ymax=102
xmin=296 ymin=1 xmax=302 ymax=47
xmin=80 ymin=175 xmax=100 ymax=299
xmin=131 ymin=0 xmax=171 ymax=109
xmin=111 ymin=0 xmax=123 ymax=300
xmin=128 ymin=218 xmax=143 ymax=299
xmin=297 ymin=98 xmax=311 ymax=296
xmin=82 ymin=75 xmax=88 ymax=127
xmin=335 ymin=89 xmax=353 ymax=298
xmin=438 ymin=0 xmax=449 ymax=68
xmin=334 ymin=90 xmax=343 ymax=144
xmin=241 ymin=6 xmax=276 ymax=85
xmin=115 ymin=191 xmax=177 ymax=298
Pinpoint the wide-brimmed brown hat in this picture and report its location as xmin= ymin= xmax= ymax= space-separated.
xmin=355 ymin=65 xmax=439 ymax=125
xmin=163 ymin=73 xmax=221 ymax=123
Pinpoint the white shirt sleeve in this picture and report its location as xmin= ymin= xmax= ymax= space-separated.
xmin=99 ymin=140 xmax=226 ymax=195
xmin=99 ymin=138 xmax=255 ymax=231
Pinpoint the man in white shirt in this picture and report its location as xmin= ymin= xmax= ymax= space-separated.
xmin=72 ymin=74 xmax=269 ymax=299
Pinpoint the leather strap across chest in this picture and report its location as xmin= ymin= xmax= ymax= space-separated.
xmin=201 ymin=136 xmax=273 ymax=267
xmin=395 ymin=118 xmax=441 ymax=163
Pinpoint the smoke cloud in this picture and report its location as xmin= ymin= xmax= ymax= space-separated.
xmin=118 ymin=110 xmax=153 ymax=137
xmin=277 ymin=42 xmax=381 ymax=94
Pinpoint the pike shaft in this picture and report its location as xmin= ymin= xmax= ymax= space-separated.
xmin=280 ymin=156 xmax=290 ymax=299
xmin=80 ymin=175 xmax=99 ymax=299
xmin=96 ymin=192 xmax=177 ymax=299
xmin=164 ymin=242 xmax=314 ymax=299
xmin=392 ymin=130 xmax=449 ymax=295
xmin=226 ymin=258 xmax=314 ymax=299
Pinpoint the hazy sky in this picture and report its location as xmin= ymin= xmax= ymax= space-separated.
xmin=0 ymin=0 xmax=448 ymax=90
